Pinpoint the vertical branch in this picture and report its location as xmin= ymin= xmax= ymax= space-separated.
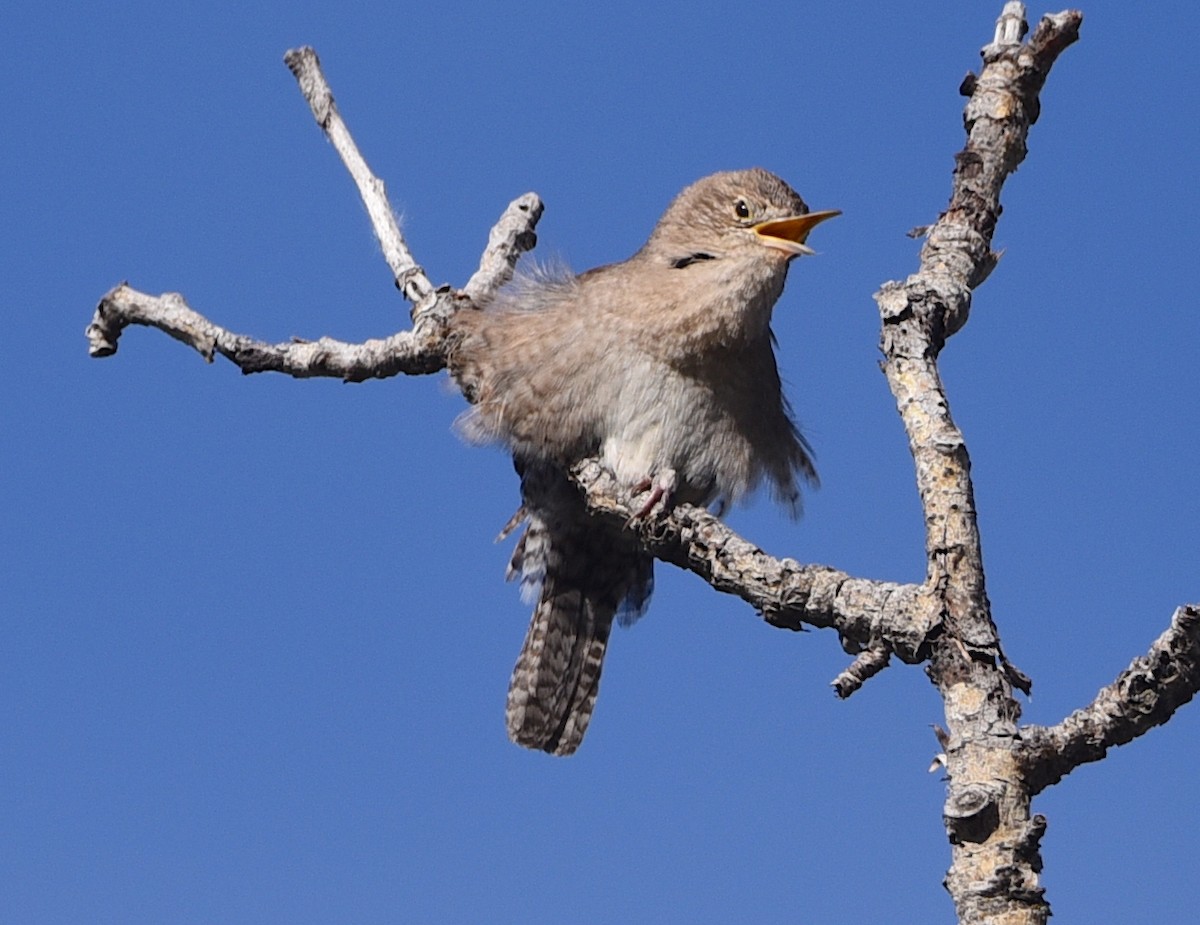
xmin=874 ymin=5 xmax=1081 ymax=923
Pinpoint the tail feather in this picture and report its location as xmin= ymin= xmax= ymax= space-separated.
xmin=506 ymin=584 xmax=612 ymax=755
xmin=504 ymin=464 xmax=651 ymax=756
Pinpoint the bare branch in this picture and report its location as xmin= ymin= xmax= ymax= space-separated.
xmin=871 ymin=6 xmax=1081 ymax=923
xmin=85 ymin=284 xmax=456 ymax=379
xmin=572 ymin=461 xmax=937 ymax=663
xmin=464 ymin=193 xmax=546 ymax=303
xmin=89 ymin=50 xmax=545 ymax=381
xmin=1020 ymin=604 xmax=1200 ymax=795
xmin=875 ymin=6 xmax=1083 ymax=618
xmin=283 ymin=46 xmax=434 ymax=308
xmin=832 ymin=645 xmax=892 ymax=699
xmin=85 ymin=182 xmax=545 ymax=379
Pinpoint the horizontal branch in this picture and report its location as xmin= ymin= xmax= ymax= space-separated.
xmin=572 ymin=460 xmax=938 ymax=666
xmin=1019 ymin=604 xmax=1200 ymax=794
xmin=85 ymin=192 xmax=541 ymax=381
xmin=85 ymin=283 xmax=457 ymax=379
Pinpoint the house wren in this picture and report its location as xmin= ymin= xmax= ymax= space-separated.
xmin=448 ymin=168 xmax=838 ymax=755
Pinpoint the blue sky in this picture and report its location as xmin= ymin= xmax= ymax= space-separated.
xmin=4 ymin=1 xmax=1198 ymax=922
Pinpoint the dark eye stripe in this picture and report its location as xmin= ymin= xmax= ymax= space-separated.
xmin=670 ymin=252 xmax=717 ymax=269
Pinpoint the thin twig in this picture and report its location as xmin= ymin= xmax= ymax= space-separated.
xmin=284 ymin=46 xmax=434 ymax=308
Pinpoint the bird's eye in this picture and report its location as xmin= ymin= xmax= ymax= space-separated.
xmin=734 ymin=199 xmax=751 ymax=220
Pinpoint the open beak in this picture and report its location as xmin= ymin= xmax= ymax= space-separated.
xmin=754 ymin=209 xmax=841 ymax=257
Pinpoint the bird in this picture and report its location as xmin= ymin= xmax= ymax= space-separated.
xmin=447 ymin=168 xmax=838 ymax=755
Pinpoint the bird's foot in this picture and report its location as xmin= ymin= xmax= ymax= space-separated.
xmin=627 ymin=468 xmax=678 ymax=526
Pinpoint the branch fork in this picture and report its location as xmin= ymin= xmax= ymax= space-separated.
xmin=85 ymin=11 xmax=1200 ymax=923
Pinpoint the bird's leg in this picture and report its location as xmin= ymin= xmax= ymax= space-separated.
xmin=628 ymin=467 xmax=678 ymax=524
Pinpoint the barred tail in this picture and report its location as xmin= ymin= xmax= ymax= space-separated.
xmin=505 ymin=580 xmax=613 ymax=755
xmin=503 ymin=481 xmax=652 ymax=756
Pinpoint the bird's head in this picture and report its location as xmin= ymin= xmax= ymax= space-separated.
xmin=643 ymin=168 xmax=839 ymax=266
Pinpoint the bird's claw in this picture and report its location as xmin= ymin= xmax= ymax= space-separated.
xmin=627 ymin=469 xmax=678 ymax=527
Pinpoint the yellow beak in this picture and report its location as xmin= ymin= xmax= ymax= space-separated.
xmin=754 ymin=209 xmax=841 ymax=256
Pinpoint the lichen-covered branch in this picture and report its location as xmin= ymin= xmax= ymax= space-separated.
xmin=1020 ymin=604 xmax=1200 ymax=795
xmin=873 ymin=5 xmax=1082 ymax=924
xmin=572 ymin=461 xmax=937 ymax=674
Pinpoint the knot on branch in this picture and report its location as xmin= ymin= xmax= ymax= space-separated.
xmin=86 ymin=287 xmax=128 ymax=358
xmin=944 ymin=781 xmax=1002 ymax=844
xmin=875 ymin=277 xmax=972 ymax=355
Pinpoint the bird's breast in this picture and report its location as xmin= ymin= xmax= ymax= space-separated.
xmin=600 ymin=354 xmax=757 ymax=507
